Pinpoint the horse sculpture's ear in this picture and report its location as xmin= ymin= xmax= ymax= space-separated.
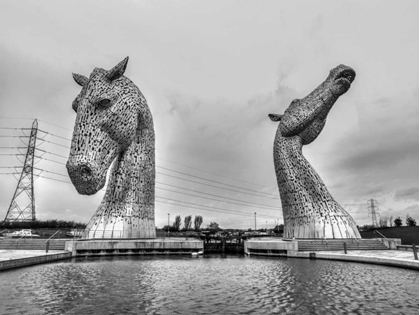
xmin=269 ymin=114 xmax=283 ymax=122
xmin=107 ymin=56 xmax=129 ymax=81
xmin=72 ymin=73 xmax=88 ymax=87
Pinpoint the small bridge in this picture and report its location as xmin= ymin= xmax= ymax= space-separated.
xmin=201 ymin=235 xmax=273 ymax=253
xmin=202 ymin=236 xmax=243 ymax=253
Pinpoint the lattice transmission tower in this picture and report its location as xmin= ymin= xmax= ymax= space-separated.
xmin=4 ymin=119 xmax=39 ymax=222
xmin=367 ymin=198 xmax=379 ymax=228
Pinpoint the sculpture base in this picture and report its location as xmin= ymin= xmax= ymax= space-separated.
xmin=65 ymin=238 xmax=204 ymax=257
xmin=244 ymin=237 xmax=400 ymax=257
xmin=82 ymin=217 xmax=156 ymax=239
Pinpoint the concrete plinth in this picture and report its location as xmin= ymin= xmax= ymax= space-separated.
xmin=244 ymin=238 xmax=298 ymax=256
xmin=65 ymin=238 xmax=204 ymax=257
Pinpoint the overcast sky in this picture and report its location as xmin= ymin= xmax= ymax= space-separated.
xmin=0 ymin=0 xmax=418 ymax=230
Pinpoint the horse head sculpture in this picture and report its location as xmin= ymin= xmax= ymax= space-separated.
xmin=67 ymin=57 xmax=156 ymax=239
xmin=269 ymin=64 xmax=361 ymax=239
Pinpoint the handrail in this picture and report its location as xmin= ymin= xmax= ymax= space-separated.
xmin=322 ymin=237 xmax=328 ymax=245
xmin=46 ymin=230 xmax=61 ymax=243
xmin=373 ymin=230 xmax=389 ymax=242
xmin=45 ymin=230 xmax=61 ymax=253
xmin=16 ymin=235 xmax=28 ymax=248
xmin=77 ymin=229 xmax=84 ymax=239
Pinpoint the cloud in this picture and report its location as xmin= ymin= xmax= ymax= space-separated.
xmin=312 ymin=88 xmax=419 ymax=200
xmin=401 ymin=204 xmax=419 ymax=216
xmin=394 ymin=187 xmax=419 ymax=202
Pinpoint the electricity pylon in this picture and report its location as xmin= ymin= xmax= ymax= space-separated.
xmin=4 ymin=119 xmax=38 ymax=222
xmin=367 ymin=199 xmax=379 ymax=228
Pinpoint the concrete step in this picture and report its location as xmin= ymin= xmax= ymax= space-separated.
xmin=297 ymin=239 xmax=388 ymax=251
xmin=0 ymin=238 xmax=66 ymax=250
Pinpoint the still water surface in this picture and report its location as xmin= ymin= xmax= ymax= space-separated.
xmin=0 ymin=255 xmax=418 ymax=314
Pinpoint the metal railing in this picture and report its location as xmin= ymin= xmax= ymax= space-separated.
xmin=373 ymin=230 xmax=389 ymax=245
xmin=70 ymin=229 xmax=83 ymax=240
xmin=81 ymin=229 xmax=157 ymax=240
xmin=45 ymin=230 xmax=61 ymax=253
xmin=351 ymin=236 xmax=359 ymax=246
xmin=15 ymin=235 xmax=28 ymax=248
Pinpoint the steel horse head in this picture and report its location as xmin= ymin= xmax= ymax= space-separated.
xmin=67 ymin=57 xmax=156 ymax=239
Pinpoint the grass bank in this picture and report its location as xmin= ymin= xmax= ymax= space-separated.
xmin=360 ymin=226 xmax=418 ymax=245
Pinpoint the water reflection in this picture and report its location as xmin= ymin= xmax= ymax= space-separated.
xmin=0 ymin=255 xmax=418 ymax=314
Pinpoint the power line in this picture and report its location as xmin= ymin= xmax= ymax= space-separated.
xmin=37 ymin=119 xmax=73 ymax=132
xmin=157 ymin=186 xmax=281 ymax=212
xmin=156 ymin=181 xmax=280 ymax=209
xmin=0 ymin=147 xmax=68 ymax=159
xmin=0 ymin=128 xmax=34 ymax=131
xmin=0 ymin=154 xmax=25 ymax=156
xmin=156 ymin=156 xmax=267 ymax=188
xmin=156 ymin=196 xmax=278 ymax=219
xmin=35 ymin=148 xmax=68 ymax=159
xmin=34 ymin=155 xmax=65 ymax=165
xmin=32 ymin=167 xmax=67 ymax=178
xmin=4 ymin=163 xmax=281 ymax=212
xmin=16 ymin=167 xmax=280 ymax=216
xmin=1 ymin=121 xmax=276 ymax=194
xmin=37 ymin=138 xmax=69 ymax=149
xmin=26 ymin=155 xmax=279 ymax=201
xmin=158 ymin=171 xmax=278 ymax=200
xmin=0 ymin=123 xmax=271 ymax=191
xmin=36 ymin=129 xmax=72 ymax=142
xmin=20 ymin=174 xmax=277 ymax=219
xmin=4 ymin=146 xmax=277 ymax=199
xmin=37 ymin=175 xmax=73 ymax=185
xmin=157 ymin=165 xmax=278 ymax=198
xmin=1 ymin=144 xmax=278 ymax=201
xmin=0 ymin=117 xmax=35 ymax=120
xmin=156 ymin=199 xmax=255 ymax=218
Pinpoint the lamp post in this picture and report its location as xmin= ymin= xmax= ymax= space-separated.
xmin=167 ymin=213 xmax=170 ymax=237
xmin=254 ymin=212 xmax=256 ymax=232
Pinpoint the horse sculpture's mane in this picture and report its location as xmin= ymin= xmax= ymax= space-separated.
xmin=67 ymin=57 xmax=156 ymax=239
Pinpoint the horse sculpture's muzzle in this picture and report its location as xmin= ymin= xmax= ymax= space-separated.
xmin=66 ymin=160 xmax=106 ymax=195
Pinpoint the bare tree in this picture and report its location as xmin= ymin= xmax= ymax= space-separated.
xmin=173 ymin=215 xmax=182 ymax=231
xmin=194 ymin=215 xmax=203 ymax=231
xmin=389 ymin=215 xmax=393 ymax=227
xmin=379 ymin=215 xmax=389 ymax=228
xmin=184 ymin=215 xmax=192 ymax=230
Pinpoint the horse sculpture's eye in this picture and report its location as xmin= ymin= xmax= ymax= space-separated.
xmin=98 ymin=99 xmax=112 ymax=108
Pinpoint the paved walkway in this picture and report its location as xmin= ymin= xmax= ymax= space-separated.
xmin=295 ymin=249 xmax=419 ymax=270
xmin=0 ymin=250 xmax=68 ymax=262
xmin=318 ymin=250 xmax=418 ymax=261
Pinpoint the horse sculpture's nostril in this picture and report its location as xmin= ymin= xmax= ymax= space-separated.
xmin=79 ymin=165 xmax=92 ymax=177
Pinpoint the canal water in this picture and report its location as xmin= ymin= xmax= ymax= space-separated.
xmin=0 ymin=255 xmax=418 ymax=314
